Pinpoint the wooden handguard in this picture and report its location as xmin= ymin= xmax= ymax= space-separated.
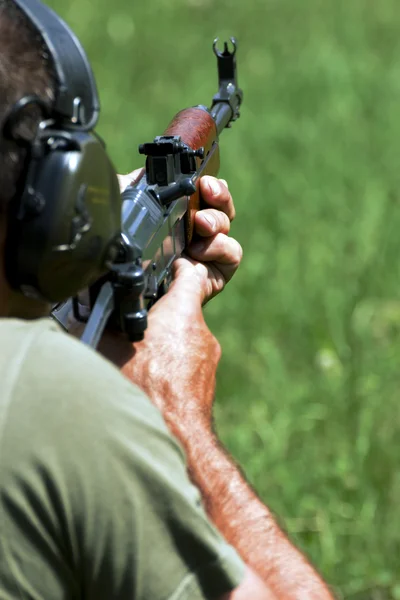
xmin=164 ymin=107 xmax=220 ymax=243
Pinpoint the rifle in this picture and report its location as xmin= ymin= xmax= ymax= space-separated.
xmin=52 ymin=38 xmax=243 ymax=348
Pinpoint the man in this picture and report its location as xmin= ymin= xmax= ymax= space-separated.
xmin=0 ymin=0 xmax=334 ymax=598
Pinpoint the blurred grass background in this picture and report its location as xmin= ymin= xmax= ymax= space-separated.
xmin=47 ymin=0 xmax=400 ymax=596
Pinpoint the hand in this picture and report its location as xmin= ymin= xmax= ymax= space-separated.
xmin=118 ymin=169 xmax=243 ymax=304
xmin=186 ymin=174 xmax=242 ymax=303
xmin=101 ymin=171 xmax=243 ymax=440
xmin=117 ymin=168 xmax=145 ymax=193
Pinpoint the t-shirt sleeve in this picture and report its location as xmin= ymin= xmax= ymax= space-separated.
xmin=0 ymin=320 xmax=245 ymax=600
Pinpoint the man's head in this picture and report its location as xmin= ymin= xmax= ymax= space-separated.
xmin=0 ymin=0 xmax=55 ymax=316
xmin=0 ymin=1 xmax=124 ymax=317
xmin=0 ymin=0 xmax=55 ymax=216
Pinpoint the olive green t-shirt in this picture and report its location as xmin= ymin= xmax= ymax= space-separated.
xmin=0 ymin=318 xmax=245 ymax=599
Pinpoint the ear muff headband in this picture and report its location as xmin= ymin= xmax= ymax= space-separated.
xmin=13 ymin=0 xmax=100 ymax=129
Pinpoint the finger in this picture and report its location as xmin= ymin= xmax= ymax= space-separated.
xmin=188 ymin=233 xmax=243 ymax=275
xmin=200 ymin=176 xmax=236 ymax=221
xmin=117 ymin=167 xmax=145 ymax=193
xmin=194 ymin=208 xmax=231 ymax=237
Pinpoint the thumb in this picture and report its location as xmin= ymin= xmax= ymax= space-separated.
xmin=146 ymin=259 xmax=205 ymax=329
xmin=117 ymin=168 xmax=145 ymax=193
xmin=160 ymin=258 xmax=205 ymax=315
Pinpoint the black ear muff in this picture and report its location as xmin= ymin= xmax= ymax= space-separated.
xmin=5 ymin=115 xmax=122 ymax=302
xmin=4 ymin=0 xmax=123 ymax=303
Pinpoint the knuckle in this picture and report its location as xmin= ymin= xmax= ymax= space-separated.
xmin=205 ymin=175 xmax=221 ymax=196
xmin=223 ymin=212 xmax=231 ymax=231
xmin=214 ymin=210 xmax=230 ymax=233
xmin=219 ymin=186 xmax=231 ymax=203
xmin=212 ymin=180 xmax=229 ymax=201
xmin=232 ymin=239 xmax=243 ymax=267
xmin=210 ymin=208 xmax=221 ymax=222
xmin=215 ymin=231 xmax=228 ymax=248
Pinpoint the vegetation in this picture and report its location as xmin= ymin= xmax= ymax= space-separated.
xmin=48 ymin=0 xmax=400 ymax=596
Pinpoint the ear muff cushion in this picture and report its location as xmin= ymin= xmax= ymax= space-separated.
xmin=6 ymin=132 xmax=122 ymax=302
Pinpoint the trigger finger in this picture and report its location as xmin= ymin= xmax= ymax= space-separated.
xmin=194 ymin=208 xmax=231 ymax=237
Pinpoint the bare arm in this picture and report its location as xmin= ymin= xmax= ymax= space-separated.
xmin=173 ymin=420 xmax=332 ymax=600
xmin=122 ymin=316 xmax=332 ymax=599
xmin=100 ymin=175 xmax=334 ymax=600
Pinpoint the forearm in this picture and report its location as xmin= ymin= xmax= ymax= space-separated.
xmin=171 ymin=419 xmax=333 ymax=600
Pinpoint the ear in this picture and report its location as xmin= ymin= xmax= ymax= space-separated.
xmin=0 ymin=214 xmax=6 ymax=247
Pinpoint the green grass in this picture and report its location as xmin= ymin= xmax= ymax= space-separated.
xmin=47 ymin=0 xmax=400 ymax=596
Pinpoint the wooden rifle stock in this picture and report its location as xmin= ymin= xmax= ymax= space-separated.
xmin=164 ymin=107 xmax=220 ymax=243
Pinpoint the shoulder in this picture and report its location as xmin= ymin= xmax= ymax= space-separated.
xmin=14 ymin=317 xmax=142 ymax=396
xmin=1 ymin=317 xmax=175 ymax=461
xmin=0 ymin=319 xmax=245 ymax=600
xmin=7 ymin=316 xmax=149 ymax=404
xmin=0 ymin=317 xmax=186 ymax=508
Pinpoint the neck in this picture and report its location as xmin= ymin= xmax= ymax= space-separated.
xmin=0 ymin=282 xmax=50 ymax=320
xmin=0 ymin=222 xmax=50 ymax=320
xmin=6 ymin=290 xmax=50 ymax=320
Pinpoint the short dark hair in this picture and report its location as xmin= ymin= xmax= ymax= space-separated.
xmin=0 ymin=0 xmax=55 ymax=214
